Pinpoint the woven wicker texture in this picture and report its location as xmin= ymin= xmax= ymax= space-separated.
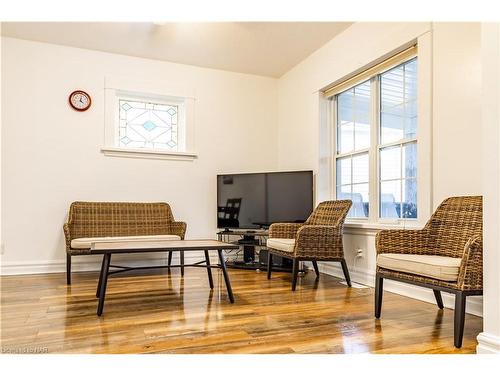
xmin=376 ymin=196 xmax=482 ymax=291
xmin=64 ymin=201 xmax=187 ymax=255
xmin=268 ymin=200 xmax=352 ymax=260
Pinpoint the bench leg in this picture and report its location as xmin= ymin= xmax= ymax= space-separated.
xmin=204 ymin=250 xmax=214 ymax=289
xmin=66 ymin=254 xmax=72 ymax=285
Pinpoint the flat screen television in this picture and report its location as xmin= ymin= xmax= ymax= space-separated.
xmin=217 ymin=171 xmax=313 ymax=229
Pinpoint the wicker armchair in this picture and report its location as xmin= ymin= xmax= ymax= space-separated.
xmin=266 ymin=200 xmax=352 ymax=291
xmin=63 ymin=202 xmax=187 ymax=284
xmin=375 ymin=196 xmax=482 ymax=348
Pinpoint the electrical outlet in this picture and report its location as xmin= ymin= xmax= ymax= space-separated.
xmin=355 ymin=248 xmax=363 ymax=257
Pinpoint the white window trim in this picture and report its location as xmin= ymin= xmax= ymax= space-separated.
xmin=100 ymin=147 xmax=197 ymax=161
xmin=102 ymin=76 xmax=197 ymax=161
xmin=319 ymin=32 xmax=433 ymax=229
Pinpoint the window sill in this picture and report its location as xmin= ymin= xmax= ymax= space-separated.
xmin=101 ymin=147 xmax=198 ymax=161
xmin=344 ymin=221 xmax=423 ymax=235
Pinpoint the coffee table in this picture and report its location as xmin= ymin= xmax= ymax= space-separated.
xmin=90 ymin=239 xmax=239 ymax=316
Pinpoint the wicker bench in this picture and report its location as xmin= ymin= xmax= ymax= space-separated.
xmin=63 ymin=201 xmax=187 ymax=284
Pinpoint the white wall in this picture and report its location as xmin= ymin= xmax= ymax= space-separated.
xmin=0 ymin=37 xmax=279 ymax=273
xmin=0 ymin=26 xmax=3 ymax=260
xmin=478 ymin=22 xmax=500 ymax=354
xmin=432 ymin=23 xmax=482 ymax=203
xmin=277 ymin=22 xmax=484 ymax=315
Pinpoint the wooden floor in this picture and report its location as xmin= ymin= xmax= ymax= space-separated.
xmin=1 ymin=266 xmax=482 ymax=354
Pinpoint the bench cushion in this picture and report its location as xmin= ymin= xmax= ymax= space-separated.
xmin=377 ymin=253 xmax=462 ymax=281
xmin=71 ymin=234 xmax=181 ymax=249
xmin=266 ymin=238 xmax=295 ymax=253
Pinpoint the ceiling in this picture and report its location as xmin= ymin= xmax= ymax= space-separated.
xmin=1 ymin=22 xmax=351 ymax=77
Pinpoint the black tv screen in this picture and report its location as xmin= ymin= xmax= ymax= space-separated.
xmin=217 ymin=171 xmax=313 ymax=229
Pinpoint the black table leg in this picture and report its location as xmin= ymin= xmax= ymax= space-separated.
xmin=97 ymin=253 xmax=112 ymax=316
xmin=217 ymin=250 xmax=234 ymax=303
xmin=204 ymin=250 xmax=214 ymax=289
xmin=96 ymin=254 xmax=106 ymax=298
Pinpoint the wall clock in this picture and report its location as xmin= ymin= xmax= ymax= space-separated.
xmin=69 ymin=90 xmax=92 ymax=111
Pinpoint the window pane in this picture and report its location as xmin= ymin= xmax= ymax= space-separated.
xmin=405 ymin=58 xmax=418 ymax=101
xmin=338 ymin=88 xmax=354 ymax=125
xmin=380 ymin=58 xmax=418 ymax=145
xmin=380 ymin=111 xmax=404 ymax=144
xmin=337 ymin=88 xmax=354 ymax=154
xmin=403 ymin=59 xmax=418 ymax=139
xmin=119 ymin=99 xmax=179 ymax=151
xmin=352 ymin=183 xmax=369 ymax=218
xmin=354 ymin=81 xmax=371 ymax=150
xmin=337 ymin=81 xmax=371 ymax=154
xmin=336 ymin=154 xmax=369 ymax=218
xmin=404 ymin=99 xmax=417 ymax=139
xmin=381 ymin=65 xmax=404 ymax=115
xmin=336 ymin=185 xmax=352 ymax=201
xmin=405 ymin=59 xmax=418 ymax=139
xmin=352 ymin=153 xmax=369 ymax=183
xmin=336 ymin=157 xmax=351 ymax=186
xmin=380 ymin=145 xmax=401 ymax=181
xmin=380 ymin=180 xmax=401 ymax=218
xmin=402 ymin=178 xmax=417 ymax=218
xmin=380 ymin=61 xmax=404 ymax=145
xmin=378 ymin=58 xmax=418 ymax=220
xmin=403 ymin=142 xmax=417 ymax=178
xmin=337 ymin=123 xmax=354 ymax=154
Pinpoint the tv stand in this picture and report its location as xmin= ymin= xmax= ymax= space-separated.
xmin=217 ymin=229 xmax=293 ymax=272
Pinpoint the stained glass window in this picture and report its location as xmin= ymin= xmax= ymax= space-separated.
xmin=118 ymin=99 xmax=180 ymax=151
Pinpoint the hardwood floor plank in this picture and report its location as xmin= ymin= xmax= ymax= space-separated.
xmin=0 ymin=268 xmax=482 ymax=354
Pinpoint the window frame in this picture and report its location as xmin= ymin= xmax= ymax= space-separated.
xmin=330 ymin=50 xmax=421 ymax=225
xmin=102 ymin=76 xmax=197 ymax=161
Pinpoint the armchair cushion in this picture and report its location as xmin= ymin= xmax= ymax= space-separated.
xmin=377 ymin=253 xmax=462 ymax=282
xmin=266 ymin=238 xmax=295 ymax=253
xmin=71 ymin=234 xmax=181 ymax=249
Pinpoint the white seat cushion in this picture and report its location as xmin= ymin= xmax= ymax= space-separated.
xmin=266 ymin=238 xmax=295 ymax=253
xmin=71 ymin=234 xmax=181 ymax=249
xmin=377 ymin=253 xmax=462 ymax=282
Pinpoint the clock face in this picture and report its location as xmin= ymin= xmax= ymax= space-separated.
xmin=69 ymin=90 xmax=91 ymax=111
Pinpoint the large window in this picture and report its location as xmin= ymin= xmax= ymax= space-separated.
xmin=332 ymin=54 xmax=418 ymax=221
xmin=379 ymin=58 xmax=417 ymax=219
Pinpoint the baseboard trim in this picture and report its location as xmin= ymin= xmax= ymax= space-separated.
xmin=0 ymin=252 xmax=210 ymax=276
xmin=318 ymin=262 xmax=483 ymax=317
xmin=476 ymin=332 xmax=500 ymax=353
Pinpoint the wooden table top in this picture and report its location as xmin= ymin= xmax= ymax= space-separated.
xmin=90 ymin=239 xmax=239 ymax=254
